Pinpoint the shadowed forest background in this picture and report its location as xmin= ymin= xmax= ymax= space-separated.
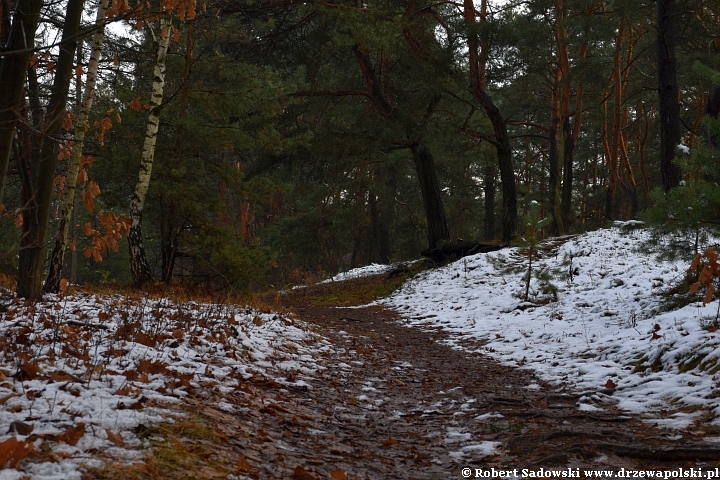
xmin=1 ymin=0 xmax=719 ymax=297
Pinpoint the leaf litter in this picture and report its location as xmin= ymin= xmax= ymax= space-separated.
xmin=0 ymin=290 xmax=329 ymax=478
xmin=3 ymin=226 xmax=720 ymax=478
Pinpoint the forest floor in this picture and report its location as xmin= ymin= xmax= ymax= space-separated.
xmin=96 ymin=274 xmax=720 ymax=480
xmin=3 ymin=230 xmax=720 ymax=478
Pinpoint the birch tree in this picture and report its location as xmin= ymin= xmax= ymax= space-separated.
xmin=44 ymin=0 xmax=109 ymax=293
xmin=128 ymin=17 xmax=172 ymax=287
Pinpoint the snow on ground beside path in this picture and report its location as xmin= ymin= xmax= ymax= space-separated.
xmin=382 ymin=227 xmax=720 ymax=428
xmin=322 ymin=264 xmax=396 ymax=283
xmin=0 ymin=291 xmax=329 ymax=478
xmin=293 ymin=260 xmax=420 ymax=289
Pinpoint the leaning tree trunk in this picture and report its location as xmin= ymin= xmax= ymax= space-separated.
xmin=657 ymin=0 xmax=682 ymax=191
xmin=0 ymin=0 xmax=43 ymax=207
xmin=128 ymin=18 xmax=172 ymax=287
xmin=16 ymin=0 xmax=84 ymax=300
xmin=45 ymin=0 xmax=109 ymax=293
xmin=464 ymin=0 xmax=516 ymax=242
xmin=351 ymin=44 xmax=448 ymax=251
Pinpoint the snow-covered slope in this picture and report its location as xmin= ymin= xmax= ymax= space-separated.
xmin=383 ymin=227 xmax=720 ymax=428
xmin=0 ymin=292 xmax=328 ymax=479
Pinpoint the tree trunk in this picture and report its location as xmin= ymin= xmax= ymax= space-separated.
xmin=368 ymin=162 xmax=395 ymax=264
xmin=657 ymin=0 xmax=682 ymax=190
xmin=0 ymin=0 xmax=11 ymax=43
xmin=548 ymin=0 xmax=570 ymax=236
xmin=605 ymin=23 xmax=625 ymax=220
xmin=706 ymin=62 xmax=720 ymax=148
xmin=561 ymin=23 xmax=587 ymax=232
xmin=351 ymin=44 xmax=447 ymax=251
xmin=548 ymin=69 xmax=564 ymax=236
xmin=464 ymin=0 xmax=516 ymax=241
xmin=0 ymin=0 xmax=43 ymax=207
xmin=483 ymin=160 xmax=495 ymax=240
xmin=410 ymin=144 xmax=449 ymax=249
xmin=45 ymin=0 xmax=109 ymax=293
xmin=128 ymin=18 xmax=172 ymax=287
xmin=16 ymin=0 xmax=84 ymax=300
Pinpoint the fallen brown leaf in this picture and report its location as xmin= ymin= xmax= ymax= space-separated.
xmin=235 ymin=455 xmax=250 ymax=472
xmin=0 ymin=437 xmax=34 ymax=468
xmin=330 ymin=469 xmax=347 ymax=480
xmin=58 ymin=423 xmax=85 ymax=446
xmin=290 ymin=466 xmax=318 ymax=480
xmin=105 ymin=429 xmax=125 ymax=447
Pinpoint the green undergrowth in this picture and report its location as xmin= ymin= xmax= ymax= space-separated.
xmin=629 ymin=349 xmax=720 ymax=375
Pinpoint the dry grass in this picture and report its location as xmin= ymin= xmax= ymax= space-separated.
xmin=89 ymin=417 xmax=244 ymax=480
xmin=280 ymin=262 xmax=429 ymax=308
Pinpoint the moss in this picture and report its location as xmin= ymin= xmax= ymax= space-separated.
xmin=678 ymin=353 xmax=708 ymax=373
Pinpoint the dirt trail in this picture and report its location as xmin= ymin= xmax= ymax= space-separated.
xmin=208 ymin=298 xmax=720 ymax=480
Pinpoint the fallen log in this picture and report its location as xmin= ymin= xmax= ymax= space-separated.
xmin=421 ymin=239 xmax=509 ymax=263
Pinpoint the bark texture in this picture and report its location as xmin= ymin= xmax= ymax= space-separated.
xmin=0 ymin=0 xmax=42 ymax=206
xmin=464 ymin=0 xmax=516 ymax=242
xmin=351 ymin=43 xmax=448 ymax=251
xmin=45 ymin=0 xmax=109 ymax=293
xmin=128 ymin=18 xmax=172 ymax=287
xmin=657 ymin=0 xmax=682 ymax=191
xmin=16 ymin=0 xmax=83 ymax=300
xmin=410 ymin=145 xmax=449 ymax=249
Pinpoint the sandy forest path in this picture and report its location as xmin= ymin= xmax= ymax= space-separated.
xmin=206 ymin=278 xmax=720 ymax=480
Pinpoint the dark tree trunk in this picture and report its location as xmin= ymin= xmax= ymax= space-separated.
xmin=160 ymin=206 xmax=177 ymax=284
xmin=368 ymin=190 xmax=392 ymax=264
xmin=548 ymin=86 xmax=563 ymax=236
xmin=410 ymin=144 xmax=449 ymax=249
xmin=483 ymin=161 xmax=495 ymax=240
xmin=351 ymin=44 xmax=448 ymax=251
xmin=17 ymin=0 xmax=83 ymax=300
xmin=464 ymin=0 xmax=517 ymax=242
xmin=373 ymin=162 xmax=397 ymax=264
xmin=0 ymin=0 xmax=42 ymax=206
xmin=657 ymin=0 xmax=682 ymax=191
xmin=707 ymin=62 xmax=720 ymax=148
xmin=561 ymin=118 xmax=574 ymax=230
xmin=709 ymin=85 xmax=720 ymax=121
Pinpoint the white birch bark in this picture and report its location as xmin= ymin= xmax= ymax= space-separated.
xmin=128 ymin=17 xmax=172 ymax=286
xmin=45 ymin=0 xmax=109 ymax=293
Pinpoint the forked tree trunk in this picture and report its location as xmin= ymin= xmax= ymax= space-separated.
xmin=128 ymin=18 xmax=172 ymax=287
xmin=351 ymin=44 xmax=448 ymax=251
xmin=16 ymin=0 xmax=84 ymax=300
xmin=45 ymin=0 xmax=109 ymax=293
xmin=0 ymin=0 xmax=43 ymax=207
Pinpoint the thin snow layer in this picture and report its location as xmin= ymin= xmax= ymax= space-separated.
xmin=321 ymin=263 xmax=397 ymax=283
xmin=0 ymin=291 xmax=329 ymax=478
xmin=384 ymin=227 xmax=720 ymax=426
